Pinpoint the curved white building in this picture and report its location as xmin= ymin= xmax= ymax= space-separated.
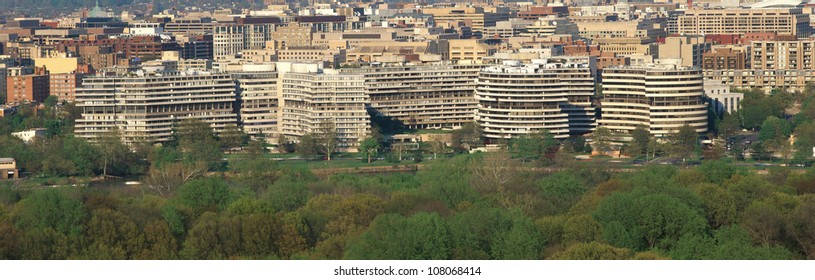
xmin=599 ymin=66 xmax=708 ymax=139
xmin=475 ymin=59 xmax=597 ymax=140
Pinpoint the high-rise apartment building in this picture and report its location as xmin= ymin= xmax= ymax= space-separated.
xmin=475 ymin=59 xmax=597 ymax=140
xmin=279 ymin=64 xmax=370 ymax=152
xmin=751 ymin=39 xmax=815 ymax=70
xmin=341 ymin=63 xmax=483 ymax=130
xmin=6 ymin=67 xmax=49 ymax=103
xmin=600 ymin=65 xmax=708 ymax=139
xmin=232 ymin=66 xmax=280 ymax=141
xmin=75 ymin=71 xmax=238 ymax=143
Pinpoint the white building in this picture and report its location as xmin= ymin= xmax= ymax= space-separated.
xmin=75 ymin=71 xmax=238 ymax=144
xmin=704 ymin=80 xmax=743 ymax=115
xmin=279 ymin=63 xmax=371 ymax=152
xmin=600 ymin=65 xmax=708 ymax=139
xmin=11 ymin=128 xmax=47 ymax=143
xmin=475 ymin=58 xmax=598 ymax=140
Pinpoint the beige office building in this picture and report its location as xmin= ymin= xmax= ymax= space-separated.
xmin=448 ymin=39 xmax=495 ymax=63
xmin=341 ymin=63 xmax=483 ymax=130
xmin=678 ymin=8 xmax=811 ymax=38
xmin=423 ymin=7 xmax=490 ymax=34
xmin=475 ymin=59 xmax=597 ymax=140
xmin=271 ymin=23 xmax=313 ymax=50
xmin=600 ymin=66 xmax=707 ymax=139
xmin=75 ymin=72 xmax=238 ymax=143
xmin=658 ymin=36 xmax=711 ymax=68
xmin=574 ymin=20 xmax=666 ymax=40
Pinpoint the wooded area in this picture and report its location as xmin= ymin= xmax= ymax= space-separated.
xmin=1 ymin=152 xmax=814 ymax=259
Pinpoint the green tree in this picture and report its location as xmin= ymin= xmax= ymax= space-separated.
xmin=550 ymin=242 xmax=632 ymax=260
xmin=592 ymin=127 xmax=613 ymax=156
xmin=719 ymin=112 xmax=741 ymax=140
xmin=174 ymin=119 xmax=222 ymax=170
xmin=230 ymin=155 xmax=280 ymax=194
xmin=451 ymin=122 xmax=482 ymax=152
xmin=629 ymin=124 xmax=650 ymax=158
xmin=84 ymin=208 xmax=145 ymax=259
xmin=508 ymin=130 xmax=558 ymax=162
xmin=787 ymin=195 xmax=815 ymax=259
xmin=695 ymin=183 xmax=737 ymax=229
xmin=793 ymin=121 xmax=815 ymax=163
xmin=175 ymin=177 xmax=234 ymax=214
xmin=491 ymin=212 xmax=543 ymax=259
xmin=12 ymin=188 xmax=85 ymax=236
xmin=263 ymin=173 xmax=312 ymax=212
xmin=296 ymin=133 xmax=320 ymax=159
xmin=741 ymin=201 xmax=785 ymax=248
xmin=140 ymin=220 xmax=179 ymax=259
xmin=739 ymin=91 xmax=784 ymax=130
xmin=96 ymin=129 xmax=129 ymax=177
xmin=670 ymin=124 xmax=699 ymax=162
xmin=219 ymin=123 xmax=248 ymax=151
xmin=594 ymin=192 xmax=708 ymax=251
xmin=314 ymin=120 xmax=338 ymax=161
xmin=359 ymin=137 xmax=380 ymax=164
xmin=345 ymin=213 xmax=451 ymax=260
xmin=538 ymin=171 xmax=588 ymax=215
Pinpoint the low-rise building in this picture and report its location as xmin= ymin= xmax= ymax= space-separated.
xmin=11 ymin=128 xmax=47 ymax=143
xmin=704 ymin=80 xmax=743 ymax=115
xmin=0 ymin=158 xmax=18 ymax=179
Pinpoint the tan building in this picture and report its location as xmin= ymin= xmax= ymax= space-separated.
xmin=600 ymin=65 xmax=708 ymax=139
xmin=49 ymin=73 xmax=83 ymax=102
xmin=752 ymin=39 xmax=815 ymax=70
xmin=702 ymin=45 xmax=748 ymax=70
xmin=341 ymin=63 xmax=483 ymax=130
xmin=476 ymin=58 xmax=598 ymax=140
xmin=277 ymin=46 xmax=345 ymax=68
xmin=312 ymin=29 xmax=396 ymax=49
xmin=574 ymin=20 xmax=666 ymax=40
xmin=704 ymin=69 xmax=815 ymax=93
xmin=0 ymin=158 xmax=18 ymax=179
xmin=271 ymin=22 xmax=313 ymax=50
xmin=595 ymin=37 xmax=659 ymax=56
xmin=423 ymin=7 xmax=488 ymax=34
xmin=448 ymin=39 xmax=495 ymax=63
xmin=345 ymin=42 xmax=429 ymax=64
xmin=242 ymin=49 xmax=276 ymax=63
xmin=658 ymin=36 xmax=711 ymax=68
xmin=678 ymin=8 xmax=811 ymax=38
xmin=34 ymin=57 xmax=79 ymax=74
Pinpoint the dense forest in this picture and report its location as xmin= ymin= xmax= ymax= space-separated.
xmin=1 ymin=150 xmax=815 ymax=259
